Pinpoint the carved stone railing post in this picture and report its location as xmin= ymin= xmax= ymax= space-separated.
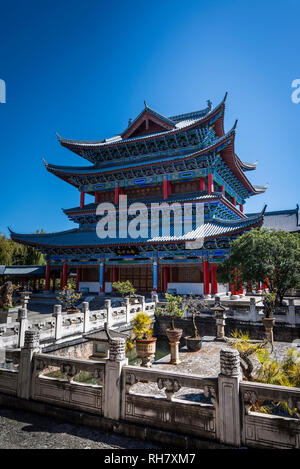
xmin=104 ymin=338 xmax=127 ymax=420
xmin=218 ymin=348 xmax=241 ymax=447
xmin=104 ymin=299 xmax=112 ymax=327
xmin=151 ymin=292 xmax=158 ymax=306
xmin=17 ymin=330 xmax=40 ymax=399
xmin=20 ymin=291 xmax=30 ymax=311
xmin=288 ymin=299 xmax=296 ymax=326
xmin=140 ymin=295 xmax=146 ymax=312
xmin=124 ymin=297 xmax=130 ymax=323
xmin=17 ymin=307 xmax=28 ymax=348
xmin=82 ymin=301 xmax=90 ymax=333
xmin=249 ymin=297 xmax=257 ymax=322
xmin=53 ymin=304 xmax=62 ymax=340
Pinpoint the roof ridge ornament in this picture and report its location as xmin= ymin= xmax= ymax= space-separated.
xmin=144 ymin=100 xmax=148 ymax=109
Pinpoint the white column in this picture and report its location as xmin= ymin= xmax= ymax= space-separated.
xmin=218 ymin=348 xmax=241 ymax=447
xmin=288 ymin=299 xmax=296 ymax=326
xmin=53 ymin=304 xmax=62 ymax=340
xmin=104 ymin=338 xmax=127 ymax=420
xmin=124 ymin=297 xmax=130 ymax=324
xmin=82 ymin=301 xmax=90 ymax=333
xmin=18 ymin=308 xmax=28 ymax=348
xmin=17 ymin=330 xmax=40 ymax=400
xmin=104 ymin=299 xmax=112 ymax=327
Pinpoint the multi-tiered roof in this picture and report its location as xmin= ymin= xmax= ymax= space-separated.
xmin=10 ymin=94 xmax=267 ymax=262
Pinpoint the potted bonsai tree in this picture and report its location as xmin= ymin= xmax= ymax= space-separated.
xmin=184 ymin=295 xmax=206 ymax=351
xmin=131 ymin=312 xmax=157 ymax=367
xmin=56 ymin=282 xmax=82 ymax=314
xmin=112 ymin=280 xmax=136 ymax=305
xmin=156 ymin=293 xmax=186 ymax=343
xmin=262 ymin=291 xmax=276 ymax=344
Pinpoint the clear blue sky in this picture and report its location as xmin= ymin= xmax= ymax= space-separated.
xmin=0 ymin=0 xmax=299 ymax=236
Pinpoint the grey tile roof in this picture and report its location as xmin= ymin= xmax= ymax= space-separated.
xmin=10 ymin=211 xmax=264 ymax=248
xmin=247 ymin=206 xmax=300 ymax=232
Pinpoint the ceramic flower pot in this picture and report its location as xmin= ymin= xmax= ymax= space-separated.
xmin=135 ymin=337 xmax=157 ymax=367
xmin=262 ymin=317 xmax=275 ymax=343
xmin=185 ymin=336 xmax=202 ymax=352
xmin=166 ymin=328 xmax=183 ymax=343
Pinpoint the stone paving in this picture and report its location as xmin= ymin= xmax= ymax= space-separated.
xmin=0 ymin=407 xmax=161 ymax=449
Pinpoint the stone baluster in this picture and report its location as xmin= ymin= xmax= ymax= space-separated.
xmin=151 ymin=292 xmax=158 ymax=306
xmin=53 ymin=304 xmax=62 ymax=340
xmin=218 ymin=348 xmax=241 ymax=447
xmin=104 ymin=299 xmax=112 ymax=327
xmin=20 ymin=291 xmax=30 ymax=311
xmin=124 ymin=297 xmax=130 ymax=323
xmin=249 ymin=297 xmax=258 ymax=322
xmin=288 ymin=299 xmax=296 ymax=326
xmin=18 ymin=307 xmax=28 ymax=348
xmin=104 ymin=338 xmax=127 ymax=420
xmin=82 ymin=301 xmax=90 ymax=333
xmin=140 ymin=295 xmax=146 ymax=312
xmin=17 ymin=330 xmax=40 ymax=399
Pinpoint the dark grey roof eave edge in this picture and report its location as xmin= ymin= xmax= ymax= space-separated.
xmin=56 ymin=95 xmax=226 ymax=148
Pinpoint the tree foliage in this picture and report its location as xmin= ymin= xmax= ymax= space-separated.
xmin=155 ymin=293 xmax=186 ymax=330
xmin=112 ymin=280 xmax=136 ymax=298
xmin=0 ymin=231 xmax=46 ymax=266
xmin=217 ymin=229 xmax=300 ymax=305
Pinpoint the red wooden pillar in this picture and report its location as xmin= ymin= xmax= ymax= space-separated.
xmin=207 ymin=174 xmax=214 ymax=195
xmin=45 ymin=264 xmax=51 ymax=291
xmin=238 ymin=284 xmax=244 ymax=295
xmin=76 ymin=267 xmax=81 ymax=291
xmin=163 ymin=180 xmax=168 ymax=200
xmin=203 ymin=260 xmax=210 ymax=296
xmin=114 ymin=186 xmax=119 ymax=205
xmin=119 ymin=187 xmax=125 ymax=196
xmin=230 ymin=283 xmax=238 ymax=295
xmin=52 ymin=273 xmax=56 ymax=292
xmin=62 ymin=263 xmax=68 ymax=289
xmin=211 ymin=263 xmax=218 ymax=295
xmin=163 ymin=266 xmax=169 ymax=292
xmin=94 ymin=192 xmax=100 ymax=203
xmin=246 ymin=281 xmax=252 ymax=293
xmin=80 ymin=191 xmax=85 ymax=208
xmin=232 ymin=196 xmax=236 ymax=206
xmin=200 ymin=177 xmax=205 ymax=191
xmin=167 ymin=181 xmax=172 ymax=196
xmin=239 ymin=204 xmax=244 ymax=213
xmin=220 ymin=185 xmax=225 ymax=196
xmin=112 ymin=266 xmax=118 ymax=286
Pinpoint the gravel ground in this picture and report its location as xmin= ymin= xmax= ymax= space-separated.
xmin=0 ymin=407 xmax=161 ymax=449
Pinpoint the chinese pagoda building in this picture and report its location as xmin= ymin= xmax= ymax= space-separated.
xmin=10 ymin=94 xmax=267 ymax=295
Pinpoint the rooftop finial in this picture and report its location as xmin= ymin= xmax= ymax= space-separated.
xmin=128 ymin=118 xmax=132 ymax=127
xmin=144 ymin=100 xmax=148 ymax=108
xmin=207 ymin=99 xmax=212 ymax=110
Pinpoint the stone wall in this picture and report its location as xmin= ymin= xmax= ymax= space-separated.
xmin=0 ymin=330 xmax=299 ymax=449
xmin=154 ymin=316 xmax=300 ymax=342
